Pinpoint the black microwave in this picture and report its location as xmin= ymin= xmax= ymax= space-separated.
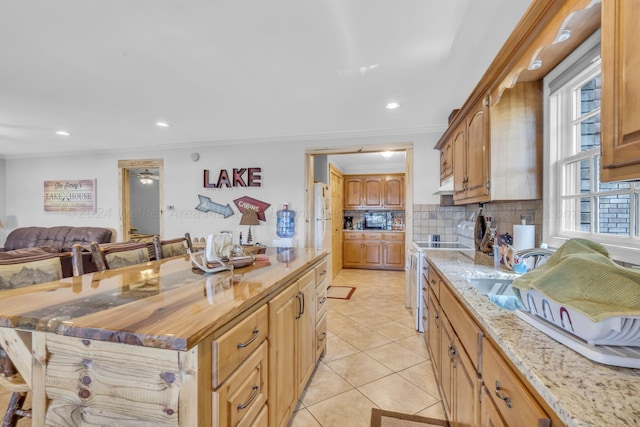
xmin=364 ymin=212 xmax=386 ymax=229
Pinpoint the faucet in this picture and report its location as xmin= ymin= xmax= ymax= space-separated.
xmin=516 ymin=248 xmax=554 ymax=270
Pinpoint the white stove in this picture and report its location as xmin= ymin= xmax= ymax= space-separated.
xmin=408 ymin=222 xmax=476 ymax=332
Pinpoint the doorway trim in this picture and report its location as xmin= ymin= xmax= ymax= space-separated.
xmin=304 ymin=142 xmax=414 ymax=264
xmin=118 ymin=159 xmax=164 ymax=241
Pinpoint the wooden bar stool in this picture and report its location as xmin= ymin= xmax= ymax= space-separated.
xmin=152 ymin=233 xmax=193 ymax=260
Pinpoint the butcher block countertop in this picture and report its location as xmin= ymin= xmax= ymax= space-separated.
xmin=0 ymin=248 xmax=327 ymax=351
xmin=425 ymin=250 xmax=640 ymax=427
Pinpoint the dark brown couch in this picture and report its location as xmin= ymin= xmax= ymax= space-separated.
xmin=0 ymin=226 xmax=114 ymax=277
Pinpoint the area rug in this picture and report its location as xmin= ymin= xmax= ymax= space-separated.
xmin=370 ymin=408 xmax=449 ymax=427
xmin=326 ymin=286 xmax=356 ymax=300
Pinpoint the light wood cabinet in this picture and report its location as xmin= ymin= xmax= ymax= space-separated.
xmin=383 ymin=175 xmax=404 ymax=208
xmin=482 ymin=339 xmax=551 ymax=427
xmin=342 ymin=232 xmax=404 ymax=270
xmin=330 ymin=164 xmax=344 ymax=279
xmin=344 ymin=177 xmax=364 ymax=210
xmin=440 ymin=137 xmax=454 ymax=180
xmin=268 ymin=270 xmax=316 ymax=427
xmin=426 ymin=258 xmax=553 ymax=427
xmin=447 ymin=82 xmax=542 ymax=205
xmin=343 ymin=174 xmax=405 ymax=209
xmin=601 ymin=0 xmax=640 ymax=182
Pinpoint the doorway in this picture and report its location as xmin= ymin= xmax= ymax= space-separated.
xmin=118 ymin=159 xmax=164 ymax=242
xmin=305 ymin=143 xmax=413 ymax=279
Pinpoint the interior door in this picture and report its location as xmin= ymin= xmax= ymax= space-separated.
xmin=329 ymin=164 xmax=343 ymax=278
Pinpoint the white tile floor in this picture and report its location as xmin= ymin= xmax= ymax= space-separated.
xmin=289 ymin=269 xmax=447 ymax=427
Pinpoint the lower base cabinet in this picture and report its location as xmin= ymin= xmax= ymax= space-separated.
xmin=268 ymin=270 xmax=316 ymax=427
xmin=426 ymin=259 xmax=553 ymax=427
xmin=343 ymin=232 xmax=405 ymax=270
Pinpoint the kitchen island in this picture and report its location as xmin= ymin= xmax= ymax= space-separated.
xmin=425 ymin=250 xmax=640 ymax=427
xmin=0 ymin=248 xmax=328 ymax=426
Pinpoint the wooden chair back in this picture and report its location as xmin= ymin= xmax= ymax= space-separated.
xmin=90 ymin=241 xmax=150 ymax=271
xmin=152 ymin=233 xmax=193 ymax=260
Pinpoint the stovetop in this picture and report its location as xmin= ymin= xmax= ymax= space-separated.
xmin=413 ymin=241 xmax=473 ymax=250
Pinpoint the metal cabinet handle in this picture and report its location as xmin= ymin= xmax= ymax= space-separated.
xmin=237 ymin=329 xmax=260 ymax=349
xmin=448 ymin=344 xmax=457 ymax=359
xmin=300 ymin=292 xmax=305 ymax=315
xmin=319 ymin=296 xmax=327 ymax=304
xmin=237 ymin=385 xmax=259 ymax=410
xmin=495 ymin=381 xmax=513 ymax=408
xmin=295 ymin=294 xmax=302 ymax=319
xmin=318 ymin=332 xmax=327 ymax=342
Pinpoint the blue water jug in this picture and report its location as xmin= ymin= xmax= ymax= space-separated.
xmin=276 ymin=204 xmax=295 ymax=238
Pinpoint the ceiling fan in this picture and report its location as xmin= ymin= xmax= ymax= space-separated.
xmin=137 ymin=169 xmax=159 ymax=184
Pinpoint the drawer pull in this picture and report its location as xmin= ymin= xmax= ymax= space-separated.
xmin=495 ymin=381 xmax=513 ymax=408
xmin=319 ymin=269 xmax=326 ymax=276
xmin=237 ymin=385 xmax=259 ymax=410
xmin=448 ymin=344 xmax=457 ymax=359
xmin=319 ymin=296 xmax=327 ymax=304
xmin=237 ymin=329 xmax=260 ymax=349
xmin=318 ymin=332 xmax=327 ymax=342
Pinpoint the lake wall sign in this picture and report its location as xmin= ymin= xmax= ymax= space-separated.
xmin=203 ymin=168 xmax=261 ymax=188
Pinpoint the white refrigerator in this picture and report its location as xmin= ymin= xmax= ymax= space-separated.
xmin=314 ymin=182 xmax=332 ymax=285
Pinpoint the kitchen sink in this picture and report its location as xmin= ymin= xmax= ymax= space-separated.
xmin=468 ymin=278 xmax=515 ymax=296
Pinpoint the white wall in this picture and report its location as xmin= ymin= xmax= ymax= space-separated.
xmin=2 ymin=131 xmax=443 ymax=245
xmin=0 ymin=158 xmax=5 ymax=216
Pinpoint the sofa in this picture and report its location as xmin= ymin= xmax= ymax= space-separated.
xmin=0 ymin=226 xmax=115 ymax=277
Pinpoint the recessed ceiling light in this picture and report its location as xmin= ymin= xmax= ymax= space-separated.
xmin=55 ymin=131 xmax=70 ymax=136
xmin=385 ymin=102 xmax=400 ymax=110
xmin=156 ymin=122 xmax=170 ymax=128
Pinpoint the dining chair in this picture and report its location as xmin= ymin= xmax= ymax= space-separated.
xmin=152 ymin=233 xmax=193 ymax=260
xmin=89 ymin=241 xmax=150 ymax=271
xmin=0 ymin=253 xmax=65 ymax=426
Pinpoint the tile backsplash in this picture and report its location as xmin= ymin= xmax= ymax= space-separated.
xmin=412 ymin=201 xmax=543 ymax=245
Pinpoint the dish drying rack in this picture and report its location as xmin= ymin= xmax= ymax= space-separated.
xmin=516 ymin=288 xmax=640 ymax=368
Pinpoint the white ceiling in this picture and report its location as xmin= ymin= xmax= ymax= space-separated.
xmin=0 ymin=0 xmax=532 ymax=159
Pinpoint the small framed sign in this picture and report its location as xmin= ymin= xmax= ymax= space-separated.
xmin=44 ymin=180 xmax=96 ymax=212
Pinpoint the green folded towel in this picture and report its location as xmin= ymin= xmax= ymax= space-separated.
xmin=512 ymin=239 xmax=640 ymax=322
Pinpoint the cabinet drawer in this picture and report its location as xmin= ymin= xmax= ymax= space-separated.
xmin=316 ymin=285 xmax=327 ymax=321
xmin=343 ymin=232 xmax=362 ymax=240
xmin=316 ymin=313 xmax=327 ymax=360
xmin=363 ymin=233 xmax=382 ymax=240
xmin=213 ymin=342 xmax=268 ymax=427
xmin=250 ymin=405 xmax=268 ymax=427
xmin=213 ymin=305 xmax=269 ymax=388
xmin=382 ymin=233 xmax=404 ymax=241
xmin=439 ymin=283 xmax=482 ymax=371
xmin=315 ymin=259 xmax=328 ymax=285
xmin=482 ymin=339 xmax=550 ymax=427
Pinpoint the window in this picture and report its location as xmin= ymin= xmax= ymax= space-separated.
xmin=544 ymin=30 xmax=640 ymax=264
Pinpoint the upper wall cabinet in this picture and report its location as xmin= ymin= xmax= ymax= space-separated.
xmin=600 ymin=0 xmax=640 ymax=182
xmin=453 ymin=83 xmax=542 ymax=205
xmin=343 ymin=174 xmax=404 ymax=210
xmin=435 ymin=0 xmax=602 ymax=203
xmin=440 ymin=138 xmax=454 ymax=181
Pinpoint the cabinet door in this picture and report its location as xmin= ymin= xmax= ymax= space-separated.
xmin=453 ymin=337 xmax=480 ymax=427
xmin=268 ymin=284 xmax=299 ymax=427
xmin=344 ymin=177 xmax=363 ymax=209
xmin=363 ymin=241 xmax=383 ymax=266
xmin=426 ymin=289 xmax=440 ymax=376
xmin=452 ymin=123 xmax=467 ymax=201
xmin=383 ymin=175 xmax=404 ymax=208
xmin=439 ymin=312 xmax=455 ymax=421
xmin=343 ymin=240 xmax=363 ymax=267
xmin=383 ymin=241 xmax=405 ymax=270
xmin=440 ymin=138 xmax=454 ymax=180
xmin=601 ymin=0 xmax=640 ymax=182
xmin=363 ymin=176 xmax=384 ymax=208
xmin=297 ymin=271 xmax=316 ymax=396
xmin=465 ymin=97 xmax=490 ymax=202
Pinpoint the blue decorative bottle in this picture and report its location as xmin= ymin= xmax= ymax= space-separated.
xmin=276 ymin=203 xmax=295 ymax=238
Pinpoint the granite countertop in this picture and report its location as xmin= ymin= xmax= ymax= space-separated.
xmin=342 ymin=229 xmax=405 ymax=232
xmin=425 ymin=250 xmax=640 ymax=427
xmin=0 ymin=248 xmax=327 ymax=351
